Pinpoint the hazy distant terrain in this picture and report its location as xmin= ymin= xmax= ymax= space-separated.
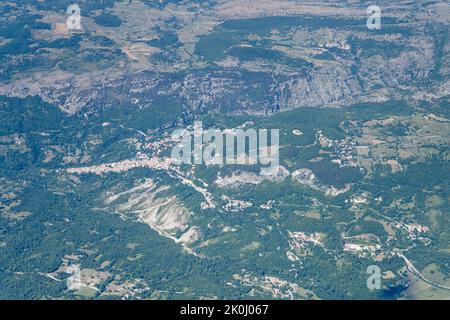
xmin=0 ymin=0 xmax=449 ymax=299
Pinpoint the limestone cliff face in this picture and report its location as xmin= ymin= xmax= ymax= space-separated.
xmin=0 ymin=42 xmax=439 ymax=117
